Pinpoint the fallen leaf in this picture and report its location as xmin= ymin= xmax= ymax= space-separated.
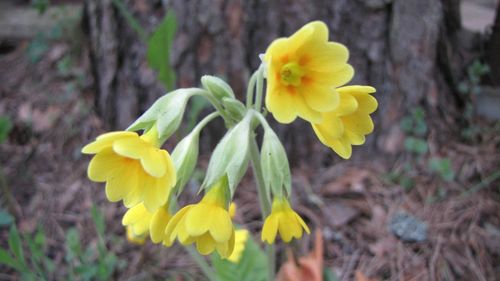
xmin=276 ymin=229 xmax=323 ymax=281
xmin=355 ymin=270 xmax=380 ymax=281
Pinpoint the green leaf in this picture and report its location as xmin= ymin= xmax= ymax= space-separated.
xmin=399 ymin=116 xmax=413 ymax=133
xmin=0 ymin=209 xmax=14 ymax=226
xmin=323 ymin=268 xmax=340 ymax=281
xmin=8 ymin=225 xmax=26 ymax=266
xmin=404 ymin=137 xmax=428 ymax=154
xmin=212 ymin=235 xmax=268 ymax=281
xmin=91 ymin=205 xmax=105 ymax=238
xmin=65 ymin=228 xmax=81 ymax=262
xmin=27 ymin=34 xmax=49 ymax=63
xmin=0 ymin=116 xmax=13 ymax=144
xmin=0 ymin=248 xmax=21 ymax=269
xmin=31 ymin=0 xmax=50 ymax=14
xmin=147 ymin=10 xmax=177 ymax=90
xmin=428 ymin=157 xmax=455 ymax=182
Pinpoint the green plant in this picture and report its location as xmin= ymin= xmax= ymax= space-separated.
xmin=428 ymin=157 xmax=455 ymax=182
xmin=31 ymin=0 xmax=50 ymax=14
xmin=457 ymin=60 xmax=490 ymax=140
xmin=112 ymin=0 xmax=177 ymax=91
xmin=0 ymin=116 xmax=12 ymax=144
xmin=0 ymin=206 xmax=124 ymax=280
xmin=211 ymin=234 xmax=268 ymax=281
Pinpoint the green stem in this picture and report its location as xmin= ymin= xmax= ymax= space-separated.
xmin=254 ymin=65 xmax=265 ymax=112
xmin=196 ymin=89 xmax=234 ymax=126
xmin=249 ymin=136 xmax=275 ymax=280
xmin=191 ymin=112 xmax=220 ymax=135
xmin=246 ymin=71 xmax=259 ymax=108
xmin=185 ymin=246 xmax=218 ymax=281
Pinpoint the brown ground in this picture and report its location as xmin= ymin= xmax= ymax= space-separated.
xmin=0 ymin=3 xmax=500 ymax=281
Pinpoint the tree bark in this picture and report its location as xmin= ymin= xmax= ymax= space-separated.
xmin=83 ymin=0 xmax=481 ymax=164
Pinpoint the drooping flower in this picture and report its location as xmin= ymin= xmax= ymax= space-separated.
xmin=81 ymin=126 xmax=176 ymax=212
xmin=227 ymin=229 xmax=249 ymax=263
xmin=311 ymin=85 xmax=377 ymax=159
xmin=263 ymin=21 xmax=354 ymax=124
xmin=164 ymin=178 xmax=235 ymax=257
xmin=262 ymin=197 xmax=310 ymax=244
xmin=122 ymin=203 xmax=173 ymax=244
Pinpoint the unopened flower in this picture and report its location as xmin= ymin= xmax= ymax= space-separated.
xmin=227 ymin=229 xmax=249 ymax=263
xmin=122 ymin=203 xmax=173 ymax=244
xmin=82 ymin=127 xmax=176 ymax=212
xmin=164 ymin=179 xmax=235 ymax=257
xmin=263 ymin=21 xmax=354 ymax=124
xmin=311 ymin=85 xmax=377 ymax=159
xmin=262 ymin=198 xmax=310 ymax=244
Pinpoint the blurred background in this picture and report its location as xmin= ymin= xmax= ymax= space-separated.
xmin=0 ymin=0 xmax=499 ymax=280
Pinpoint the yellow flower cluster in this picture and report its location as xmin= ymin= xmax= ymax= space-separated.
xmin=81 ymin=20 xmax=376 ymax=262
xmin=263 ymin=21 xmax=378 ymax=159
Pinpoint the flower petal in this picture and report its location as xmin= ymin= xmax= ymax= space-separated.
xmin=185 ymin=203 xmax=213 ymax=237
xmin=265 ymin=86 xmax=297 ymax=124
xmin=87 ymin=148 xmax=124 ymax=182
xmin=261 ymin=214 xmax=279 ymax=244
xmin=342 ymin=113 xmax=374 ymax=135
xmin=300 ymin=83 xmax=339 ymax=112
xmin=209 ymin=209 xmax=233 ymax=243
xmin=196 ymin=233 xmax=216 ymax=255
xmin=150 ymin=207 xmax=171 ymax=243
xmin=142 ymin=175 xmax=170 ymax=212
xmin=81 ymin=131 xmax=137 ymax=154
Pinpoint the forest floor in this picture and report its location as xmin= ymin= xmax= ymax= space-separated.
xmin=0 ymin=1 xmax=499 ymax=281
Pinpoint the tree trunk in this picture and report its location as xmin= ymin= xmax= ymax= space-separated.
xmin=83 ymin=0 xmax=481 ymax=164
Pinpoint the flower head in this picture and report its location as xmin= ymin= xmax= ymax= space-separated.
xmin=82 ymin=127 xmax=176 ymax=212
xmin=264 ymin=21 xmax=354 ymax=124
xmin=261 ymin=197 xmax=310 ymax=244
xmin=122 ymin=203 xmax=173 ymax=244
xmin=164 ymin=179 xmax=235 ymax=257
xmin=311 ymin=85 xmax=377 ymax=159
xmin=227 ymin=229 xmax=249 ymax=263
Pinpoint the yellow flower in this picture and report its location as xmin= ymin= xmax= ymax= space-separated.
xmin=227 ymin=229 xmax=249 ymax=263
xmin=122 ymin=203 xmax=172 ymax=244
xmin=261 ymin=198 xmax=310 ymax=244
xmin=263 ymin=21 xmax=354 ymax=124
xmin=126 ymin=226 xmax=147 ymax=245
xmin=228 ymin=202 xmax=237 ymax=219
xmin=311 ymin=85 xmax=377 ymax=159
xmin=81 ymin=127 xmax=176 ymax=212
xmin=164 ymin=180 xmax=235 ymax=257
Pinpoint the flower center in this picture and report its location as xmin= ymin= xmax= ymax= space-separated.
xmin=280 ymin=62 xmax=304 ymax=87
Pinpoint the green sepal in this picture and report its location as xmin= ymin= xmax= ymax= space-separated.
xmin=202 ymin=113 xmax=252 ymax=196
xmin=222 ymin=97 xmax=246 ymax=120
xmin=171 ymin=130 xmax=200 ymax=195
xmin=261 ymin=127 xmax=291 ymax=198
xmin=127 ymin=88 xmax=197 ymax=140
xmin=201 ymin=75 xmax=235 ymax=100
